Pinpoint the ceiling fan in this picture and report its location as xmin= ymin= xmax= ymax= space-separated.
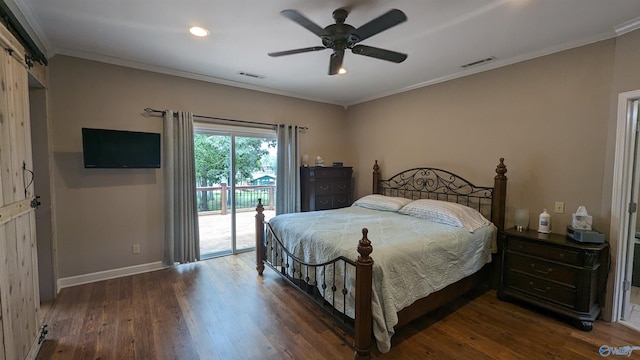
xmin=268 ymin=8 xmax=408 ymax=75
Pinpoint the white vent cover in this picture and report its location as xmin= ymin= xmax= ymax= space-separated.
xmin=461 ymin=56 xmax=496 ymax=69
xmin=237 ymin=71 xmax=265 ymax=79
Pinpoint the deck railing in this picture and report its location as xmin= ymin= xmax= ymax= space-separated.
xmin=196 ymin=184 xmax=275 ymax=214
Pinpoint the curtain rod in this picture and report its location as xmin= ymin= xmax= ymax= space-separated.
xmin=143 ymin=108 xmax=308 ymax=132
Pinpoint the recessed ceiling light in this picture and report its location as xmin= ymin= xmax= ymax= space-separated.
xmin=338 ymin=68 xmax=347 ymax=75
xmin=189 ymin=26 xmax=209 ymax=37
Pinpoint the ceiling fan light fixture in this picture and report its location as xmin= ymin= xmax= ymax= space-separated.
xmin=338 ymin=68 xmax=347 ymax=75
xmin=189 ymin=26 xmax=210 ymax=37
xmin=268 ymin=8 xmax=407 ymax=75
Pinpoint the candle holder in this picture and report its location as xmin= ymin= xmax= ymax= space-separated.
xmin=514 ymin=209 xmax=530 ymax=231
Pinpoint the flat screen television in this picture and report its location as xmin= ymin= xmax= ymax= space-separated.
xmin=82 ymin=128 xmax=161 ymax=168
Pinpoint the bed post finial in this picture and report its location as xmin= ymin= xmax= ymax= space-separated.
xmin=256 ymin=199 xmax=265 ymax=275
xmin=357 ymin=228 xmax=373 ymax=262
xmin=372 ymin=160 xmax=381 ymax=194
xmin=492 ymin=158 xmax=507 ymax=232
xmin=355 ymin=228 xmax=373 ymax=359
xmin=495 ymin=158 xmax=507 ymax=179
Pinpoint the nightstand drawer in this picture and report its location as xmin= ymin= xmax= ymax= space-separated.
xmin=509 ymin=238 xmax=581 ymax=265
xmin=506 ymin=271 xmax=576 ymax=309
xmin=507 ymin=252 xmax=578 ymax=285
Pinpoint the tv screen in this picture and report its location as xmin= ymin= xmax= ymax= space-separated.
xmin=82 ymin=128 xmax=161 ymax=168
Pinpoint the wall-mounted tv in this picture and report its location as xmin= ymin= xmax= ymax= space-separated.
xmin=82 ymin=128 xmax=161 ymax=168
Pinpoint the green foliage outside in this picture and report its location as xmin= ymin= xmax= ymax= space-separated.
xmin=193 ymin=133 xmax=275 ymax=186
xmin=193 ymin=133 xmax=276 ymax=211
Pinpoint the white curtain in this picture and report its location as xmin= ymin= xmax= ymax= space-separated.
xmin=276 ymin=124 xmax=300 ymax=215
xmin=163 ymin=110 xmax=200 ymax=265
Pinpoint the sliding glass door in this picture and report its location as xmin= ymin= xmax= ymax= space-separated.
xmin=194 ymin=124 xmax=276 ymax=258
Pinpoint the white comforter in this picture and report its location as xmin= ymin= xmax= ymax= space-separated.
xmin=267 ymin=206 xmax=495 ymax=353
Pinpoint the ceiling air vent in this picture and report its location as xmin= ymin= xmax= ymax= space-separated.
xmin=237 ymin=71 xmax=265 ymax=79
xmin=461 ymin=56 xmax=496 ymax=69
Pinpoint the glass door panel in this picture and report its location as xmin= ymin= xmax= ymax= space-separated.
xmin=195 ymin=133 xmax=233 ymax=257
xmin=194 ymin=126 xmax=276 ymax=258
xmin=234 ymin=136 xmax=277 ymax=251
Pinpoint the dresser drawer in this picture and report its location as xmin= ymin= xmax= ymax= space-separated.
xmin=506 ymin=271 xmax=577 ymax=309
xmin=315 ymin=196 xmax=333 ymax=210
xmin=301 ymin=166 xmax=353 ymax=212
xmin=313 ymin=168 xmax=353 ymax=179
xmin=506 ymin=252 xmax=578 ymax=285
xmin=333 ymin=195 xmax=350 ymax=208
xmin=315 ymin=182 xmax=333 ymax=195
xmin=332 ymin=181 xmax=349 ymax=194
xmin=509 ymin=238 xmax=581 ymax=265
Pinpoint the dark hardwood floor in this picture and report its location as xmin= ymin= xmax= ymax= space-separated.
xmin=37 ymin=252 xmax=640 ymax=359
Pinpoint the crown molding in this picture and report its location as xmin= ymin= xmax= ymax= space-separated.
xmin=615 ymin=16 xmax=640 ymax=36
xmin=347 ymin=31 xmax=617 ymax=107
xmin=56 ymin=48 xmax=345 ymax=107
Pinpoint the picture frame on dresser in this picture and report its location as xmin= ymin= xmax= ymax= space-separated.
xmin=498 ymin=228 xmax=609 ymax=331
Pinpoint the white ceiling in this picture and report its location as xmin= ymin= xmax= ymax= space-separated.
xmin=9 ymin=0 xmax=640 ymax=107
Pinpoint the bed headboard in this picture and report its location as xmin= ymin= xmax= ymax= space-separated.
xmin=372 ymin=158 xmax=507 ymax=231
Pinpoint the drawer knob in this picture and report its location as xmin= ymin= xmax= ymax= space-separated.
xmin=529 ymin=282 xmax=550 ymax=294
xmin=320 ymin=185 xmax=329 ymax=191
xmin=531 ymin=264 xmax=553 ymax=275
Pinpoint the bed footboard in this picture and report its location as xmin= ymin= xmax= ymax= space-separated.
xmin=255 ymin=199 xmax=374 ymax=359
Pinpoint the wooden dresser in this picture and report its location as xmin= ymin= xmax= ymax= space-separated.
xmin=498 ymin=228 xmax=609 ymax=331
xmin=300 ymin=166 xmax=352 ymax=211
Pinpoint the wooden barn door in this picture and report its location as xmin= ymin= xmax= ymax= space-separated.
xmin=0 ymin=29 xmax=42 ymax=360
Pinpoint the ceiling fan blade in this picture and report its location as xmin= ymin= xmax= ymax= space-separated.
xmin=281 ymin=9 xmax=325 ymax=37
xmin=329 ymin=50 xmax=345 ymax=75
xmin=351 ymin=45 xmax=407 ymax=63
xmin=268 ymin=46 xmax=327 ymax=57
xmin=352 ymin=9 xmax=407 ymax=42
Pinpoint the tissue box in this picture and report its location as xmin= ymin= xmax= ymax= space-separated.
xmin=572 ymin=214 xmax=592 ymax=230
xmin=566 ymin=226 xmax=604 ymax=243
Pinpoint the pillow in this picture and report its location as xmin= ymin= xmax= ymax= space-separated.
xmin=352 ymin=195 xmax=413 ymax=212
xmin=398 ymin=199 xmax=490 ymax=232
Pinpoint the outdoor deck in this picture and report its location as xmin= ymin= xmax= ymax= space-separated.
xmin=199 ymin=209 xmax=275 ymax=256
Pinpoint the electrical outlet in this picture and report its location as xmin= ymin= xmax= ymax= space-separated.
xmin=554 ymin=201 xmax=565 ymax=214
xmin=132 ymin=244 xmax=141 ymax=254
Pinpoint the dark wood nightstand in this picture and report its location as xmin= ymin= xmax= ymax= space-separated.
xmin=498 ymin=228 xmax=609 ymax=331
xmin=300 ymin=166 xmax=352 ymax=211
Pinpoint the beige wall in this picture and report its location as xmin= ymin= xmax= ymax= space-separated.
xmin=49 ymin=30 xmax=640 ymax=286
xmin=346 ymin=39 xmax=617 ymax=234
xmin=48 ymin=55 xmax=348 ymax=278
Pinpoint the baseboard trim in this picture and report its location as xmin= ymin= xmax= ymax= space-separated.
xmin=25 ymin=332 xmax=43 ymax=360
xmin=57 ymin=261 xmax=169 ymax=292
